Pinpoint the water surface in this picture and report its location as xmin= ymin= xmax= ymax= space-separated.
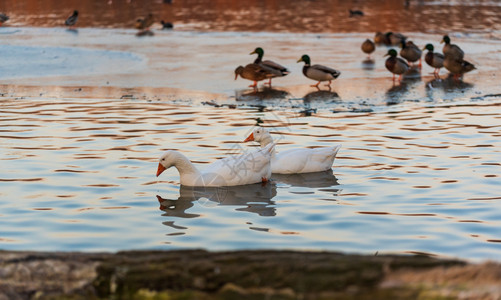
xmin=1 ymin=97 xmax=500 ymax=261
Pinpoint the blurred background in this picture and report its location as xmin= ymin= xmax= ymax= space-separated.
xmin=2 ymin=0 xmax=501 ymax=34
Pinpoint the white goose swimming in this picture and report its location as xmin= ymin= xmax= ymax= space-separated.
xmin=156 ymin=143 xmax=275 ymax=186
xmin=244 ymin=128 xmax=341 ymax=174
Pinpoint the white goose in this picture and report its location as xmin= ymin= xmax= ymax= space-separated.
xmin=244 ymin=128 xmax=341 ymax=174
xmin=156 ymin=143 xmax=275 ymax=187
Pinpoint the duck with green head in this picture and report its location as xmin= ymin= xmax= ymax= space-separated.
xmin=250 ymin=47 xmax=290 ymax=86
xmin=423 ymin=43 xmax=444 ymax=77
xmin=400 ymin=40 xmax=422 ymax=68
xmin=297 ymin=55 xmax=340 ymax=89
xmin=441 ymin=35 xmax=464 ymax=61
xmin=385 ymin=49 xmax=409 ymax=82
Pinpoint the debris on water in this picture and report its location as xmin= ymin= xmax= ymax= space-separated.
xmin=299 ymin=108 xmax=317 ymax=116
xmin=333 ymin=107 xmax=373 ymax=113
xmin=255 ymin=117 xmax=263 ymax=125
xmin=249 ymin=104 xmax=267 ymax=112
xmin=120 ymin=94 xmax=135 ymax=99
xmin=202 ymin=100 xmax=221 ymax=107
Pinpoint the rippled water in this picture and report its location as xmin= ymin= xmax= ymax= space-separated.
xmin=0 ymin=97 xmax=500 ymax=261
xmin=1 ymin=0 xmax=500 ymax=261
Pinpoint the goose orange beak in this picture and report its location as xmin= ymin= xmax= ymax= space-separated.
xmin=156 ymin=163 xmax=166 ymax=177
xmin=244 ymin=132 xmax=254 ymax=142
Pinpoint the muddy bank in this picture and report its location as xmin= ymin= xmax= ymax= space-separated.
xmin=1 ymin=249 xmax=500 ymax=299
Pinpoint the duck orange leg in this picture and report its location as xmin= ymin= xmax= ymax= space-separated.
xmin=310 ymin=81 xmax=321 ymax=88
xmin=248 ymin=81 xmax=258 ymax=88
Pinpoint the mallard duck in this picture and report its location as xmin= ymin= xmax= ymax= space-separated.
xmin=0 ymin=13 xmax=9 ymax=26
xmin=441 ymin=35 xmax=464 ymax=61
xmin=443 ymin=56 xmax=475 ymax=80
xmin=375 ymin=32 xmax=406 ymax=46
xmin=235 ymin=64 xmax=271 ymax=88
xmin=423 ymin=44 xmax=444 ymax=76
xmin=135 ymin=13 xmax=154 ymax=30
xmin=385 ymin=49 xmax=409 ymax=82
xmin=250 ymin=47 xmax=290 ymax=86
xmin=400 ymin=40 xmax=422 ymax=67
xmin=297 ymin=54 xmax=340 ymax=89
xmin=361 ymin=39 xmax=375 ymax=59
xmin=374 ymin=32 xmax=387 ymax=44
xmin=65 ymin=10 xmax=78 ymax=28
xmin=161 ymin=20 xmax=173 ymax=29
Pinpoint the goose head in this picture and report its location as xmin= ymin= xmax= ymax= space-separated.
xmin=244 ymin=127 xmax=273 ymax=145
xmin=157 ymin=150 xmax=185 ymax=177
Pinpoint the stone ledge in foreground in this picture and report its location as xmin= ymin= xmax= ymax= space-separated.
xmin=1 ymin=249 xmax=500 ymax=300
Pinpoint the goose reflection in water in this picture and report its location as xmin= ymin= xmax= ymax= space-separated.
xmin=235 ymin=87 xmax=289 ymax=102
xmin=157 ymin=182 xmax=277 ymax=218
xmin=272 ymin=169 xmax=340 ymax=189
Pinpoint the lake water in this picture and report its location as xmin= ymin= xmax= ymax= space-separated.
xmin=1 ymin=96 xmax=500 ymax=261
xmin=0 ymin=0 xmax=500 ymax=261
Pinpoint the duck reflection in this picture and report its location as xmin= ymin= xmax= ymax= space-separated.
xmin=361 ymin=58 xmax=375 ymax=70
xmin=426 ymin=75 xmax=474 ymax=91
xmin=303 ymin=90 xmax=340 ymax=103
xmin=385 ymin=81 xmax=410 ymax=105
xmin=425 ymin=76 xmax=474 ymax=101
xmin=235 ymin=87 xmax=289 ymax=102
xmin=272 ymin=169 xmax=340 ymax=189
xmin=66 ymin=28 xmax=78 ymax=34
xmin=157 ymin=182 xmax=277 ymax=218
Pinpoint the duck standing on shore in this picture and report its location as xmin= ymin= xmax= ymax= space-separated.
xmin=441 ymin=35 xmax=475 ymax=80
xmin=0 ymin=13 xmax=9 ymax=26
xmin=385 ymin=49 xmax=409 ymax=82
xmin=250 ymin=47 xmax=290 ymax=86
xmin=361 ymin=39 xmax=376 ymax=59
xmin=423 ymin=44 xmax=444 ymax=77
xmin=65 ymin=10 xmax=78 ymax=29
xmin=400 ymin=40 xmax=422 ymax=68
xmin=234 ymin=64 xmax=271 ymax=89
xmin=297 ymin=54 xmax=341 ymax=89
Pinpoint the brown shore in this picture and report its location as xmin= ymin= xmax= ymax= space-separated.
xmin=1 ymin=249 xmax=501 ymax=299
